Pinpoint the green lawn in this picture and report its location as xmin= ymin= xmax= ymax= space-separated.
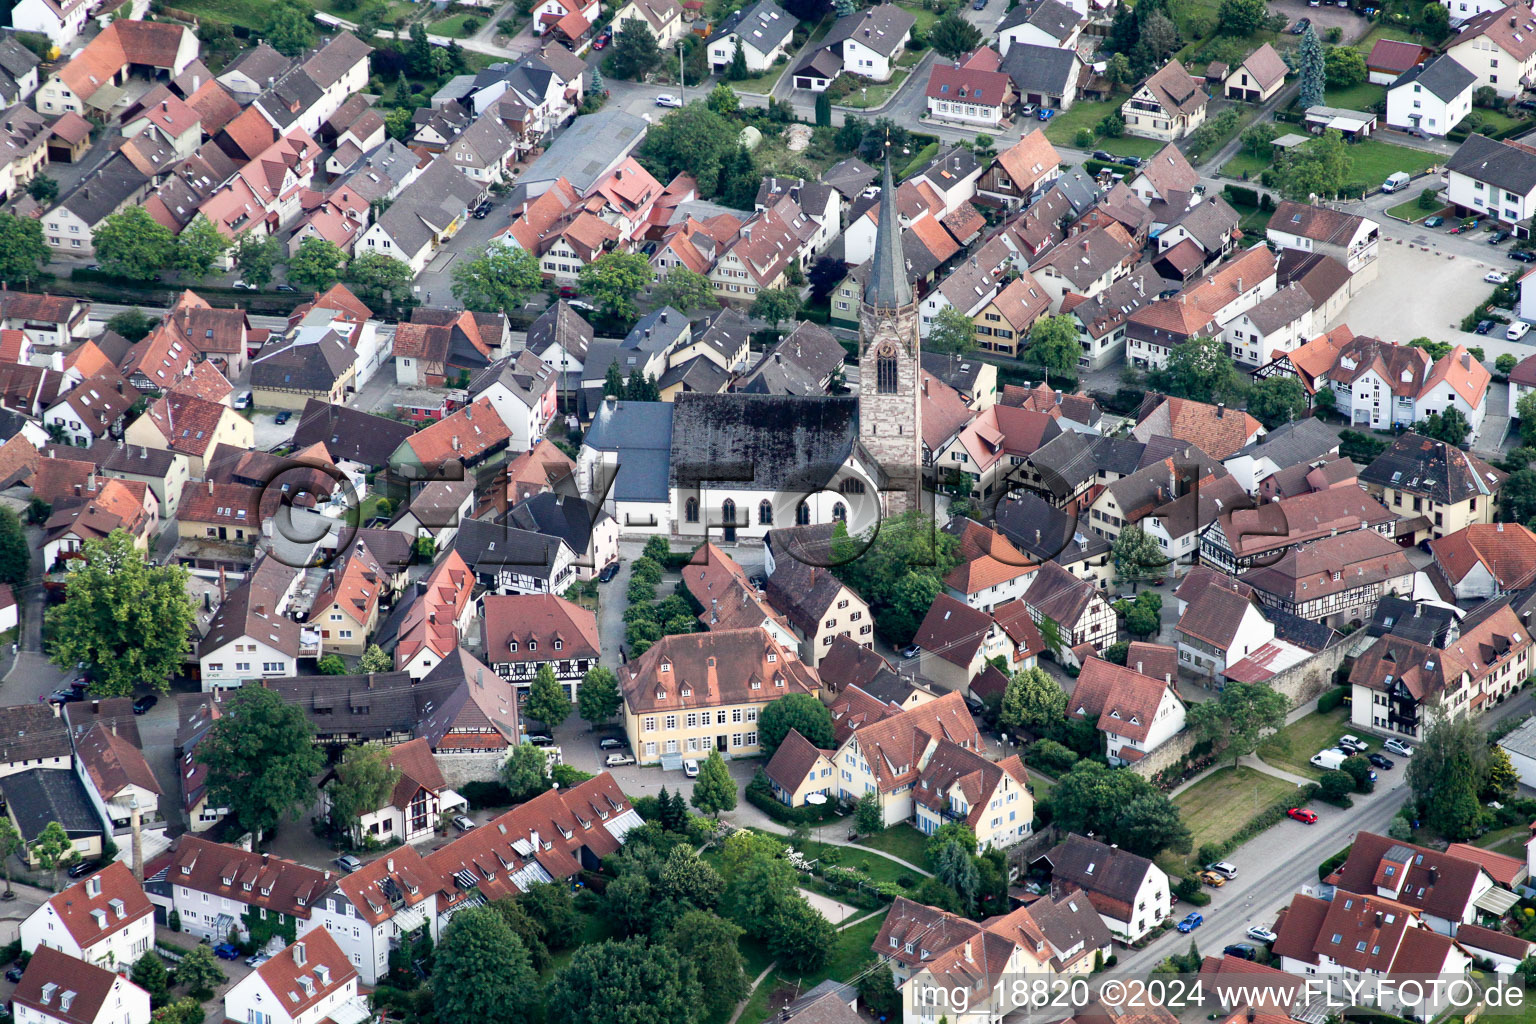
xmin=852 ymin=823 xmax=929 ymax=866
xmin=1041 ymin=99 xmax=1164 ymax=157
xmin=1257 ymin=707 xmax=1351 ymax=780
xmin=1028 ymin=769 xmax=1057 ymax=803
xmin=784 ymin=836 xmax=920 ymax=886
xmin=1220 ymin=138 xmax=1440 ymax=185
xmin=738 ymin=912 xmax=890 ymax=1024
xmin=1172 ymin=766 xmax=1306 ymax=853
xmin=1325 ymin=81 xmax=1386 ymax=112
xmin=894 ymin=1 xmax=941 ymax=34
xmin=308 ymin=0 xmax=411 ymax=20
xmin=431 ymin=12 xmax=485 ymax=37
xmin=840 ymin=69 xmax=909 ymax=108
xmin=167 ymin=0 xmax=268 ymax=26
xmin=1387 ymin=197 xmax=1430 ymax=221
xmin=730 ymin=64 xmax=787 ymax=93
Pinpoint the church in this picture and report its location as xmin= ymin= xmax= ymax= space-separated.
xmin=577 ymin=154 xmax=925 ymax=541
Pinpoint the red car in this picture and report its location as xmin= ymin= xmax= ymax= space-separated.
xmin=593 ymin=34 xmax=608 ymax=49
xmin=1287 ymin=807 xmax=1318 ymax=824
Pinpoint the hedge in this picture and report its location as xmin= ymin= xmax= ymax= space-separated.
xmin=1317 ymin=842 xmax=1354 ymax=881
xmin=745 ymin=773 xmax=839 ymax=825
xmin=1084 ymin=158 xmax=1135 ymax=177
xmin=1196 ymin=782 xmax=1321 ymax=864
xmin=1224 ymin=184 xmax=1260 ymax=208
xmin=1317 ymin=686 xmax=1348 ymax=713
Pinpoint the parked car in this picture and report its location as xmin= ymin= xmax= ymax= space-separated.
xmin=1368 ymin=752 xmax=1395 ymax=770
xmin=452 ymin=815 xmax=476 ymax=833
xmin=1384 ymin=738 xmax=1414 ymax=757
xmin=274 ymin=410 xmax=292 ymax=424
xmin=1197 ymin=870 xmax=1227 ymax=887
xmin=1092 ymin=150 xmax=1113 ymax=162
xmin=973 ymin=0 xmax=986 ymax=9
xmin=275 ymin=283 xmax=297 ymax=292
xmin=592 ymin=32 xmax=609 ymax=48
xmin=4 ymin=966 xmax=22 ymax=982
xmin=1491 ymin=230 xmax=1512 ymax=244
xmin=1476 ymin=320 xmax=1494 ymax=334
xmin=683 ymin=758 xmax=700 ymax=778
xmin=233 ymin=280 xmax=259 ymax=291
xmin=1424 ymin=216 xmax=1444 ymax=227
xmin=1177 ymin=912 xmax=1204 ymax=933
xmin=67 ymin=859 xmax=101 ymax=878
xmin=598 ymin=562 xmax=620 ymax=583
xmin=213 ymin=944 xmax=241 ymax=961
xmin=245 ymin=954 xmax=269 ymax=968
xmin=335 ymin=854 xmax=363 ymax=873
xmin=1292 ymin=17 xmax=1311 ymax=32
xmin=1247 ymin=926 xmax=1278 ymax=944
xmin=900 ymin=644 xmax=921 ymax=659
xmin=45 ymin=688 xmax=82 ymax=706
xmin=132 ymin=694 xmax=158 ymax=715
xmin=1485 ymin=271 xmax=1510 ymax=284
xmin=606 ymin=753 xmax=637 ymax=767
xmin=1508 ymin=321 xmax=1531 ymax=341
xmin=1510 ymin=250 xmax=1536 ymax=262
xmin=1037 ymin=108 xmax=1055 ymax=120
xmin=599 ymin=737 xmax=626 ymax=750
xmin=526 ymin=734 xmax=555 ymax=746
xmin=1019 ymin=103 xmax=1038 ymax=117
xmin=1207 ymin=861 xmax=1238 ymax=879
xmin=654 ymin=94 xmax=682 ymax=107
xmin=1288 ymin=807 xmax=1318 ymax=823
xmin=1338 ymin=734 xmax=1369 ymax=752
xmin=233 ymin=391 xmax=252 ymax=409
xmin=1223 ymin=944 xmax=1258 ymax=961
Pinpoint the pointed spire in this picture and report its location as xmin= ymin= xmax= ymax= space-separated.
xmin=866 ymin=147 xmax=912 ymax=311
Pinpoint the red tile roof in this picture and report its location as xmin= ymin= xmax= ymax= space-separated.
xmin=37 ymin=861 xmax=154 ymax=950
xmin=251 ymin=928 xmax=357 ymax=1016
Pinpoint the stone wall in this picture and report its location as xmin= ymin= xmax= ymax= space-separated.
xmin=1126 ymin=730 xmax=1201 ymax=780
xmin=435 ymin=750 xmax=509 ymax=788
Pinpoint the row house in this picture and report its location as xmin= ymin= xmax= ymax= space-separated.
xmin=481 ymin=592 xmax=601 ymax=702
xmin=160 ymin=836 xmax=329 ymax=942
xmin=199 ymin=127 xmax=318 ymax=254
xmin=1360 ymin=432 xmax=1504 ymax=544
xmin=1126 ymin=245 xmax=1279 ymax=369
xmin=1200 ymin=481 xmax=1397 ymax=573
xmin=0 ymin=104 xmax=52 ymax=204
xmin=356 ymin=160 xmax=484 ymax=274
xmin=1240 ymin=529 xmax=1417 ymax=628
xmin=708 ymin=196 xmax=819 ymax=302
xmin=1447 ymin=130 xmax=1536 ymax=236
xmin=1029 ymin=223 xmax=1139 ymax=309
xmin=1266 ymin=200 xmax=1380 ymax=283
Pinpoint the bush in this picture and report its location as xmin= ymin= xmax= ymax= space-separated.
xmin=744 ymin=772 xmax=838 ymax=825
xmin=1417 ymin=189 xmax=1440 ymax=211
xmin=1029 ymin=738 xmax=1079 ymax=775
xmin=1224 ymin=184 xmax=1260 ymax=208
xmin=1319 ymin=770 xmax=1355 ymax=806
xmin=1318 ymin=843 xmax=1354 ymax=880
xmin=460 ymin=780 xmax=513 ymax=809
xmin=1075 ymin=128 xmax=1094 ymax=147
xmin=1316 ymin=686 xmax=1347 ymax=713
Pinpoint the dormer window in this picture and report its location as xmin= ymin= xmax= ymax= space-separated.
xmin=660 ymin=661 xmax=671 ymax=673
xmin=681 ymin=688 xmax=691 ymax=697
xmin=243 ymin=881 xmax=254 ymax=891
xmin=767 ymin=652 xmax=777 ymax=663
xmin=508 ymin=641 xmax=518 ymax=652
xmin=529 ymin=641 xmax=537 ymax=652
xmin=554 ymin=641 xmax=562 ymax=651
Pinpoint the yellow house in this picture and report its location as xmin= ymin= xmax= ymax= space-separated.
xmin=971 ymin=274 xmax=1050 ymax=358
xmin=124 ymin=391 xmax=253 ymax=478
xmin=619 ymin=627 xmax=821 ymax=763
xmin=830 ymin=691 xmax=984 ymax=827
xmin=1356 ymin=432 xmax=1504 ymax=545
xmin=307 ymin=545 xmax=386 ymax=657
xmin=176 ymin=481 xmax=262 ymax=545
xmin=762 ymin=729 xmax=837 ymax=806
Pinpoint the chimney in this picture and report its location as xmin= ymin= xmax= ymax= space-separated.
xmin=293 ymin=942 xmax=307 ymax=966
xmin=1217 ymin=402 xmax=1224 ymax=418
xmin=1375 ymin=911 xmax=1384 ymax=927
xmin=130 ymin=798 xmax=144 ymax=880
xmin=1429 ymin=865 xmax=1439 ymax=884
xmin=1136 ymin=661 xmax=1143 ymax=674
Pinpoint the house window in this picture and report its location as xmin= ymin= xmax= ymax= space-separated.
xmin=722 ymin=498 xmax=736 ymax=526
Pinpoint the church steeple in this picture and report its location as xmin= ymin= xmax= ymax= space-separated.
xmin=866 ymin=151 xmax=911 ymax=311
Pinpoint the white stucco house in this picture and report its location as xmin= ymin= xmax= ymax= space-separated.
xmin=706 ymin=0 xmax=796 ymax=75
xmin=1387 ymin=54 xmax=1476 ymax=137
xmin=20 ymin=864 xmax=155 ymax=971
xmin=223 ymin=931 xmax=366 ymax=1024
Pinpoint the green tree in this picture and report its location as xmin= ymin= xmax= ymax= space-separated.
xmin=0 ymin=817 xmax=21 ymax=898
xmin=452 ymin=243 xmax=543 ymax=314
xmin=1217 ymin=0 xmax=1267 ymax=35
xmin=488 ymin=897 xmax=551 ymax=971
xmin=326 ymin=742 xmax=401 ymax=837
xmin=758 ymin=692 xmax=835 ymax=758
xmin=665 ymin=911 xmax=748 ymax=1020
xmin=1498 ymin=353 xmax=1519 ymax=376
xmin=1247 ymin=375 xmax=1311 ymax=429
xmin=707 ymin=83 xmax=739 ymax=115
xmin=0 ymin=506 xmax=27 ymax=587
xmin=385 ymin=106 xmax=413 ymax=141
xmin=434 ymin=908 xmax=538 ymax=1022
xmin=1148 ymin=334 xmax=1248 ymax=404
xmin=1503 ymin=469 xmax=1536 ymax=524
xmin=1324 ymin=45 xmax=1367 ymax=88
xmin=1241 ymin=122 xmax=1281 ymax=158
xmin=578 ymin=251 xmax=655 ymax=323
xmin=637 ymin=104 xmax=738 ymax=199
xmin=525 ymin=664 xmax=571 ymax=728
xmin=855 ymin=791 xmax=883 ymax=833
xmin=750 ymin=287 xmax=801 ymax=329
xmin=45 ymin=530 xmax=195 ymax=696
xmin=768 ymin=896 xmax=834 ymax=971
xmin=501 ymin=742 xmax=551 ymax=803
xmin=93 ymin=207 xmax=175 ymax=281
xmin=1275 ymin=129 xmax=1355 ymax=201
xmin=717 ymin=144 xmax=761 ymax=209
xmin=0 ymin=214 xmax=49 ymax=287
xmin=691 ymin=749 xmax=737 ymax=816
xmin=928 ymin=11 xmax=982 ymax=56
xmin=1025 ymin=314 xmax=1081 ymax=384
xmin=316 ymin=654 xmax=348 ymax=675
xmin=1340 ymin=754 xmax=1375 ymax=793
xmin=932 ymin=837 xmax=980 ymax=910
xmin=728 ymin=38 xmax=748 ymax=80
xmin=132 ymin=952 xmax=171 ymax=1007
xmin=577 ymin=665 xmax=622 ymax=725
xmin=287 ymin=237 xmax=346 ymax=292
xmin=1298 ymin=24 xmax=1325 ymax=110
xmin=1420 ymin=1 xmax=1450 ymax=37
xmin=1486 ymin=745 xmax=1519 ymax=797
xmin=831 ymin=511 xmax=961 ymax=643
xmin=652 ymin=266 xmax=717 ymax=312
xmin=233 ymin=233 xmax=281 ymax=289
xmin=1415 ymin=408 xmax=1472 ymax=447
xmin=928 ymin=306 xmax=976 ymax=355
xmin=546 ymin=939 xmax=701 ymax=1024
xmin=1184 ymin=680 xmax=1288 ymax=767
xmin=265 ymin=0 xmax=317 ymax=56
xmin=196 ymin=686 xmax=326 ymax=843
xmin=999 ymin=666 xmax=1067 ymax=735
xmin=106 ymin=308 xmax=157 ymax=343
xmin=610 ymin=18 xmax=663 ymax=79
xmin=32 ymin=820 xmax=74 ymax=888
xmin=1319 ymin=769 xmax=1354 ymax=803
xmin=1049 ymin=760 xmax=1192 ymax=857
xmin=173 ymin=215 xmax=229 ymax=281
xmin=359 ymin=644 xmax=392 ymax=673
xmin=1407 ymin=712 xmax=1488 ymax=840
xmin=1110 ymin=525 xmax=1169 ymax=585
xmin=815 ymin=89 xmax=832 ymax=126
xmin=858 ymin=964 xmax=902 ymax=1020
xmin=175 ymin=945 xmax=225 ymax=1000
xmin=26 ymin=174 xmax=58 ymax=204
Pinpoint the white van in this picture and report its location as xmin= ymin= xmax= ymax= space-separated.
xmin=1381 ymin=172 xmax=1411 ymax=193
xmin=1310 ymin=748 xmax=1347 ymax=771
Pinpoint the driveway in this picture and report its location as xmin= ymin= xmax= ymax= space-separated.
xmin=250 ymin=411 xmax=299 ymax=450
xmin=1268 ymin=0 xmax=1373 ymax=40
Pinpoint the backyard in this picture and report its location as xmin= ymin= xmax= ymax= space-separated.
xmin=737 ymin=910 xmax=889 ymax=1024
xmin=1042 ymin=99 xmax=1165 ymax=158
xmin=1172 ymin=765 xmax=1305 ymax=854
xmin=1219 ymin=136 xmax=1440 ymax=184
xmin=839 ymin=69 xmax=910 ymax=109
xmin=1256 ymin=706 xmax=1353 ymax=780
xmin=850 ymin=823 xmax=930 ymax=867
xmin=429 ymin=11 xmax=487 ymax=38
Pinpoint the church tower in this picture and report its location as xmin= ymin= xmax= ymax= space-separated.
xmin=858 ymin=151 xmax=923 ymax=515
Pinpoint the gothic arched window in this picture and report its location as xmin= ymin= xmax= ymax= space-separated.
xmin=685 ymin=497 xmax=699 ymax=523
xmin=840 ymin=477 xmax=865 ymax=494
xmin=876 ymin=346 xmax=898 ymax=395
xmin=832 ymin=503 xmax=847 ymax=523
xmin=796 ymin=501 xmax=811 ymax=526
xmin=758 ymin=500 xmax=773 ymax=525
xmin=722 ymin=498 xmax=737 ymax=526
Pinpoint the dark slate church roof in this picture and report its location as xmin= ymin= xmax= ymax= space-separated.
xmin=669 ymin=393 xmax=868 ymax=492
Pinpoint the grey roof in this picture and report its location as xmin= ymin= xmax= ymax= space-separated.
xmin=221 ymin=42 xmax=291 ymax=88
xmin=453 ymin=517 xmax=569 ymax=581
xmin=1367 ymin=595 xmax=1457 ymax=644
xmin=44 ymin=439 xmax=180 ymax=478
xmin=374 ymin=158 xmax=484 ymax=257
xmin=999 ymin=0 xmax=1080 ymax=40
xmin=1043 ymin=833 xmax=1155 ymax=905
xmin=0 ymin=37 xmax=39 ymax=102
xmin=1 ymin=769 xmax=101 ymax=843
xmin=1229 ymin=416 xmax=1339 ymax=468
xmin=521 ymin=108 xmax=649 ymax=194
xmin=823 ymin=158 xmax=877 ymax=199
xmin=1448 ymin=133 xmax=1536 ymax=194
xmin=526 ymin=300 xmax=593 ymax=364
xmin=1026 ymin=431 xmax=1145 ymax=499
xmin=1242 ymin=281 xmax=1316 ymax=334
xmin=1357 ymin=431 xmax=1503 ymax=504
xmin=739 ymin=321 xmax=845 ymax=395
xmin=708 ymin=0 xmax=795 ymax=51
xmin=658 ymin=354 xmax=731 ymax=393
xmin=338 ymin=138 xmax=416 ymax=202
xmin=866 ymin=154 xmax=912 ymax=309
xmin=1166 ymin=195 xmax=1240 ymax=251
xmin=453 ymin=112 xmax=516 ymax=167
xmin=1266 ymin=606 xmax=1340 ymax=651
xmin=915 ymin=145 xmax=981 ymax=188
xmin=468 ymin=350 xmax=557 ymax=407
xmin=505 ymin=491 xmax=610 ymax=555
xmin=1393 ymin=53 xmax=1475 ymax=103
xmin=250 ymin=332 xmax=355 ymax=392
xmin=581 ymin=399 xmax=674 ymax=502
xmin=57 ymin=154 xmax=148 ymax=228
xmin=1000 ymin=43 xmax=1080 ymax=97
xmin=255 ymin=67 xmax=324 ymax=131
xmin=291 ymin=398 xmax=416 ymax=467
xmin=691 ymin=306 xmax=751 ymax=360
xmin=623 ymin=306 xmax=690 ymax=355
xmin=301 ymin=30 xmax=372 ymax=89
xmin=1499 ymin=714 xmax=1536 ymax=761
xmin=0 ymin=704 xmax=72 ymax=766
xmin=821 ymin=3 xmax=917 ymax=57
xmin=669 ymin=393 xmax=861 ymax=492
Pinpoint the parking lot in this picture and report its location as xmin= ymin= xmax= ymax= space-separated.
xmin=1330 ymin=241 xmax=1504 ymax=340
xmin=1269 ymin=0 xmax=1373 ymax=41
